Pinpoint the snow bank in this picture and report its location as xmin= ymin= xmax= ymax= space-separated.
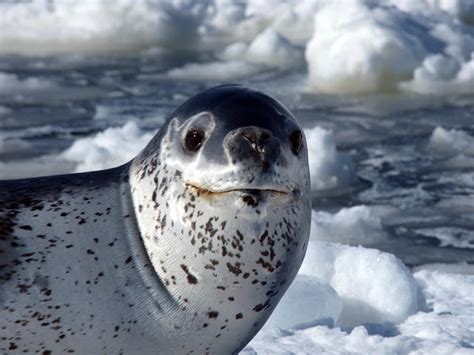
xmin=62 ymin=121 xmax=154 ymax=172
xmin=245 ymin=28 xmax=304 ymax=70
xmin=0 ymin=0 xmax=199 ymax=56
xmin=305 ymin=0 xmax=474 ymax=94
xmin=305 ymin=0 xmax=426 ymax=93
xmin=310 ymin=206 xmax=387 ymax=246
xmin=168 ymin=28 xmax=303 ymax=80
xmin=246 ymin=265 xmax=474 ymax=354
xmin=2 ymin=0 xmax=473 ymax=95
xmin=265 ymin=275 xmax=342 ymax=329
xmin=305 ymin=126 xmax=357 ymax=191
xmin=300 ymin=242 xmax=419 ymax=326
xmin=400 ymin=54 xmax=474 ymax=94
xmin=267 ymin=241 xmax=419 ymax=331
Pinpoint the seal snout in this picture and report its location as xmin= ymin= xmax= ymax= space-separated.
xmin=226 ymin=126 xmax=281 ymax=172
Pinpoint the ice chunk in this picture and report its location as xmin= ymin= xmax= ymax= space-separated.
xmin=305 ymin=0 xmax=426 ymax=93
xmin=62 ymin=121 xmax=154 ymax=172
xmin=310 ymin=206 xmax=387 ymax=246
xmin=400 ymin=54 xmax=474 ymax=95
xmin=246 ymin=28 xmax=304 ymax=70
xmin=428 ymin=126 xmax=474 ymax=157
xmin=0 ymin=0 xmax=200 ymax=56
xmin=300 ymin=242 xmax=419 ymax=326
xmin=167 ymin=61 xmax=260 ymax=81
xmin=414 ymin=269 xmax=474 ymax=315
xmin=266 ymin=274 xmax=342 ymax=329
xmin=304 ymin=126 xmax=357 ymax=191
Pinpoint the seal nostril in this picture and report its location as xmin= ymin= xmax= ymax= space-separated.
xmin=242 ymin=130 xmax=272 ymax=154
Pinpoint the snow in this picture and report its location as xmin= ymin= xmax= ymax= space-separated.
xmin=305 ymin=0 xmax=426 ymax=93
xmin=244 ymin=252 xmax=474 ymax=354
xmin=245 ymin=28 xmax=304 ymax=70
xmin=428 ymin=126 xmax=474 ymax=157
xmin=310 ymin=206 xmax=388 ymax=246
xmin=299 ymin=242 xmax=420 ymax=327
xmin=61 ymin=121 xmax=154 ymax=173
xmin=1 ymin=0 xmax=473 ymax=94
xmin=304 ymin=126 xmax=357 ymax=191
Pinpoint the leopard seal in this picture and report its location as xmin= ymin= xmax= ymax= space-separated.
xmin=0 ymin=85 xmax=311 ymax=354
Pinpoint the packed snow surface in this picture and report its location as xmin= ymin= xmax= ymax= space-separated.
xmin=245 ymin=244 xmax=474 ymax=354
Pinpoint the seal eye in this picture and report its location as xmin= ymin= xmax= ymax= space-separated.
xmin=184 ymin=129 xmax=205 ymax=152
xmin=289 ymin=130 xmax=303 ymax=155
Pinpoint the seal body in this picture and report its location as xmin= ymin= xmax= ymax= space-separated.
xmin=0 ymin=85 xmax=311 ymax=354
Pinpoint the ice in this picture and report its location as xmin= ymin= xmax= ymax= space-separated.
xmin=0 ymin=72 xmax=56 ymax=94
xmin=1 ymin=0 xmax=472 ymax=94
xmin=245 ymin=28 xmax=304 ymax=70
xmin=62 ymin=121 xmax=154 ymax=172
xmin=304 ymin=126 xmax=357 ymax=191
xmin=413 ymin=262 xmax=474 ymax=275
xmin=167 ymin=61 xmax=260 ymax=81
xmin=168 ymin=28 xmax=303 ymax=81
xmin=0 ymin=0 xmax=200 ymax=56
xmin=265 ymin=234 xmax=418 ymax=330
xmin=310 ymin=206 xmax=388 ymax=246
xmin=428 ymin=126 xmax=474 ymax=157
xmin=398 ymin=270 xmax=474 ymax=349
xmin=265 ymin=275 xmax=342 ymax=330
xmin=304 ymin=0 xmax=474 ymax=94
xmin=401 ymin=54 xmax=474 ymax=94
xmin=305 ymin=0 xmax=426 ymax=93
xmin=245 ymin=264 xmax=474 ymax=354
xmin=0 ymin=121 xmax=153 ymax=179
xmin=416 ymin=227 xmax=474 ymax=249
xmin=299 ymin=242 xmax=420 ymax=327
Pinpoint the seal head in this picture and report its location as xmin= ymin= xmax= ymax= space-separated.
xmin=131 ymin=85 xmax=311 ymax=353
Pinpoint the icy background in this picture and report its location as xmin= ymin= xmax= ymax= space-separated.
xmin=1 ymin=0 xmax=473 ymax=353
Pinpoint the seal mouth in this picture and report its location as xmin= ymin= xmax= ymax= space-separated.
xmin=185 ymin=183 xmax=291 ymax=197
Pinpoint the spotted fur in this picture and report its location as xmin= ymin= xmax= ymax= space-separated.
xmin=0 ymin=85 xmax=310 ymax=354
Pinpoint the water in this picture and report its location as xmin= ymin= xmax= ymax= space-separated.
xmin=1 ymin=54 xmax=474 ymax=269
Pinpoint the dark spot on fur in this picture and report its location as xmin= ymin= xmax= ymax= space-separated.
xmin=207 ymin=311 xmax=218 ymax=319
xmin=180 ymin=264 xmax=198 ymax=284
